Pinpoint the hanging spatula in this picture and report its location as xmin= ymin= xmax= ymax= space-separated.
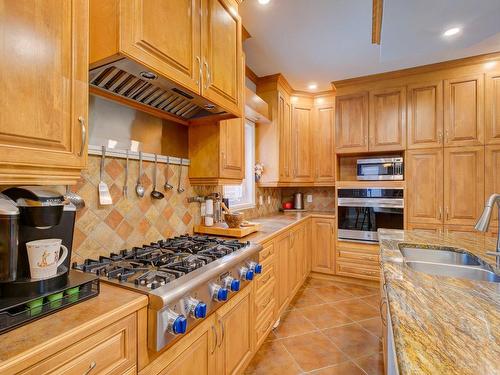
xmin=99 ymin=145 xmax=113 ymax=205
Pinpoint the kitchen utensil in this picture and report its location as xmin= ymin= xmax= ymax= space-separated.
xmin=224 ymin=212 xmax=244 ymax=228
xmin=221 ymin=201 xmax=231 ymax=214
xmin=151 ymin=154 xmax=165 ymax=200
xmin=26 ymin=238 xmax=68 ymax=279
xmin=123 ymin=150 xmax=129 ymax=198
xmin=293 ymin=192 xmax=304 ymax=210
xmin=135 ymin=151 xmax=145 ymax=198
xmin=177 ymin=159 xmax=185 ymax=193
xmin=98 ymin=146 xmax=113 ymax=205
xmin=164 ymin=156 xmax=174 ymax=190
xmin=64 ymin=185 xmax=85 ymax=210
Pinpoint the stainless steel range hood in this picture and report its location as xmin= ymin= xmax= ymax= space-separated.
xmin=89 ymin=58 xmax=227 ymax=123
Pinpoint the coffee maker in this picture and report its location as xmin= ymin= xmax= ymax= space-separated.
xmin=0 ymin=187 xmax=99 ymax=333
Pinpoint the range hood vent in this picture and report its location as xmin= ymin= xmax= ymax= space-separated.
xmin=90 ymin=59 xmax=227 ymax=122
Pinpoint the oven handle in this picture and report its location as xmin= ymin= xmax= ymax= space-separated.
xmin=338 ymin=198 xmax=404 ymax=208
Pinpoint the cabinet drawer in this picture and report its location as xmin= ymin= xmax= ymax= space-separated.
xmin=21 ymin=314 xmax=136 ymax=375
xmin=255 ymin=300 xmax=275 ymax=349
xmin=259 ymin=242 xmax=275 ymax=262
xmin=337 ymin=249 xmax=379 ymax=264
xmin=255 ymin=281 xmax=275 ymax=320
xmin=255 ymin=263 xmax=274 ymax=293
xmin=336 ymin=261 xmax=380 ymax=281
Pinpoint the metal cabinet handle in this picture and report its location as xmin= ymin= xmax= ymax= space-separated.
xmin=438 ymin=207 xmax=442 ymax=220
xmin=83 ymin=361 xmax=96 ymax=375
xmin=446 ymin=207 xmax=449 ymax=220
xmin=211 ymin=325 xmax=217 ymax=354
xmin=78 ymin=116 xmax=86 ymax=157
xmin=196 ymin=56 xmax=202 ymax=87
xmin=438 ymin=131 xmax=443 ymax=144
xmin=445 ymin=129 xmax=449 ymax=143
xmin=218 ymin=320 xmax=225 ymax=347
xmin=204 ymin=60 xmax=210 ymax=89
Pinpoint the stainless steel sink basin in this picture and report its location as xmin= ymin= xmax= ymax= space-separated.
xmin=405 ymin=261 xmax=500 ymax=283
xmin=399 ymin=245 xmax=500 ymax=283
xmin=400 ymin=246 xmax=482 ymax=266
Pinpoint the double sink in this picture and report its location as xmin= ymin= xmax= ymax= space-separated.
xmin=400 ymin=245 xmax=500 ymax=283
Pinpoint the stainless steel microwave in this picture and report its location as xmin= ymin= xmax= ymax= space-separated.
xmin=357 ymin=157 xmax=403 ymax=181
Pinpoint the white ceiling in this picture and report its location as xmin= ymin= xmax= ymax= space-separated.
xmin=240 ymin=0 xmax=500 ymax=91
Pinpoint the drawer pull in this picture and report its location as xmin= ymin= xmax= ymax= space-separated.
xmin=259 ymin=273 xmax=271 ymax=285
xmin=211 ymin=325 xmax=217 ymax=354
xmin=83 ymin=361 xmax=96 ymax=375
xmin=261 ymin=296 xmax=272 ymax=309
xmin=78 ymin=116 xmax=86 ymax=157
xmin=260 ymin=248 xmax=272 ymax=260
xmin=380 ymin=298 xmax=387 ymax=327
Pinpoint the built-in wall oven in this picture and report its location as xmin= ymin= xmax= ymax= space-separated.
xmin=357 ymin=157 xmax=403 ymax=180
xmin=337 ymin=188 xmax=404 ymax=243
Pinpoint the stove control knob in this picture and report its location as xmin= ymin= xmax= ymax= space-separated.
xmin=223 ymin=276 xmax=241 ymax=292
xmin=239 ymin=267 xmax=254 ymax=281
xmin=166 ymin=310 xmax=187 ymax=335
xmin=185 ymin=298 xmax=207 ymax=319
xmin=212 ymin=284 xmax=229 ymax=302
xmin=248 ymin=261 xmax=263 ymax=274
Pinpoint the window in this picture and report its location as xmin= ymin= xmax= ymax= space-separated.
xmin=223 ymin=121 xmax=255 ymax=210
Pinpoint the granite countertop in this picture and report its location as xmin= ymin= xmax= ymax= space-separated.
xmin=0 ymin=284 xmax=148 ymax=372
xmin=379 ymin=229 xmax=500 ymax=375
xmin=243 ymin=211 xmax=335 ymax=244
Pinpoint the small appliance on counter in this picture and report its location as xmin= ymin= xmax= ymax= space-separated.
xmin=280 ymin=193 xmax=306 ymax=212
xmin=356 ymin=156 xmax=404 ymax=181
xmin=0 ymin=187 xmax=99 ymax=334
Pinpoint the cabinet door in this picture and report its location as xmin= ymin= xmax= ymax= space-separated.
xmin=407 ymin=222 xmax=443 ymax=235
xmin=274 ymin=233 xmax=289 ymax=315
xmin=444 ymin=75 xmax=484 ymax=146
xmin=0 ymin=0 xmax=88 ymax=180
xmin=311 ymin=218 xmax=335 ymax=274
xmin=485 ymin=145 xmax=500 ymax=229
xmin=295 ymin=224 xmax=307 ymax=283
xmin=201 ymin=0 xmax=242 ymax=116
xmin=220 ymin=118 xmax=244 ymax=179
xmin=407 ymin=81 xmax=444 ymax=149
xmin=314 ymin=104 xmax=336 ymax=183
xmin=279 ymin=92 xmax=293 ymax=182
xmin=369 ymin=87 xmax=406 ymax=151
xmin=287 ymin=230 xmax=299 ymax=295
xmin=407 ymin=149 xmax=444 ymax=225
xmin=292 ymin=105 xmax=313 ymax=182
xmin=485 ymin=71 xmax=500 ymax=144
xmin=120 ymin=0 xmax=202 ymax=94
xmin=444 ymin=146 xmax=484 ymax=226
xmin=335 ymin=93 xmax=369 ymax=153
xmin=216 ymin=286 xmax=253 ymax=375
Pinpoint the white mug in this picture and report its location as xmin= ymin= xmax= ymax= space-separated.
xmin=26 ymin=239 xmax=68 ymax=279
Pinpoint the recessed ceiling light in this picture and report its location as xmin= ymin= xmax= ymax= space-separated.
xmin=308 ymin=83 xmax=318 ymax=90
xmin=443 ymin=27 xmax=460 ymax=37
xmin=258 ymin=0 xmax=270 ymax=4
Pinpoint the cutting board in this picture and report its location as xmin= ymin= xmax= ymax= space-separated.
xmin=194 ymin=222 xmax=261 ymax=238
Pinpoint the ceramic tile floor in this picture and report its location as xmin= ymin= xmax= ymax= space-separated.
xmin=245 ymin=279 xmax=384 ymax=375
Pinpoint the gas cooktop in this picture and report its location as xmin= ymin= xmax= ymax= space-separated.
xmin=72 ymin=235 xmax=249 ymax=290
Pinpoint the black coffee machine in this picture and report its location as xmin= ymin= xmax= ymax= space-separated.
xmin=0 ymin=187 xmax=99 ymax=333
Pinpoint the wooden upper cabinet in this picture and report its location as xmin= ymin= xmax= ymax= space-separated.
xmin=485 ymin=145 xmax=500 ymax=228
xmin=219 ymin=117 xmax=244 ymax=179
xmin=311 ymin=217 xmax=335 ymax=274
xmin=119 ymin=0 xmax=202 ymax=93
xmin=407 ymin=81 xmax=444 ymax=149
xmin=0 ymin=0 xmax=88 ymax=185
xmin=407 ymin=149 xmax=444 ymax=225
xmin=444 ymin=75 xmax=484 ymax=146
xmin=485 ymin=71 xmax=500 ymax=144
xmin=314 ymin=103 xmax=335 ymax=183
xmin=201 ymin=0 xmax=243 ymax=116
xmin=278 ymin=92 xmax=293 ymax=182
xmin=292 ymin=105 xmax=313 ymax=182
xmin=335 ymin=93 xmax=369 ymax=153
xmin=369 ymin=86 xmax=406 ymax=151
xmin=444 ymin=146 xmax=484 ymax=226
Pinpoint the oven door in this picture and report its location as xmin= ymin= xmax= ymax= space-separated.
xmin=337 ymin=199 xmax=404 ymax=243
xmin=357 ymin=158 xmax=403 ymax=181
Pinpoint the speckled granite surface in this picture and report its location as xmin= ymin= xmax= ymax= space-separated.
xmin=379 ymin=229 xmax=500 ymax=375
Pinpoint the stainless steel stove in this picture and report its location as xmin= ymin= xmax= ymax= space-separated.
xmin=73 ymin=235 xmax=262 ymax=351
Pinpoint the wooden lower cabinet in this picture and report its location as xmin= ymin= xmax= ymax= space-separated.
xmin=311 ymin=217 xmax=335 ymax=274
xmin=274 ymin=231 xmax=290 ymax=316
xmin=215 ymin=285 xmax=254 ymax=375
xmin=336 ymin=241 xmax=380 ymax=281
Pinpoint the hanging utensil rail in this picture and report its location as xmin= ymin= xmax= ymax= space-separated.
xmin=88 ymin=145 xmax=190 ymax=166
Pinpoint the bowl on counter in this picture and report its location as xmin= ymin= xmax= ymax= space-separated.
xmin=224 ymin=212 xmax=244 ymax=228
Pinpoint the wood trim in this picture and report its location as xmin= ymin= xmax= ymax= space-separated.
xmin=245 ymin=65 xmax=258 ymax=84
xmin=332 ymin=51 xmax=500 ymax=88
xmin=371 ymin=0 xmax=383 ymax=45
xmin=257 ymin=181 xmax=335 ymax=187
xmin=256 ymin=73 xmax=294 ymax=95
xmin=189 ymin=177 xmax=243 ymax=185
xmin=242 ymin=25 xmax=252 ymax=43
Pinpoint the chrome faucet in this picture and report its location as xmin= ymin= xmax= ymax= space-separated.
xmin=475 ymin=194 xmax=500 ymax=268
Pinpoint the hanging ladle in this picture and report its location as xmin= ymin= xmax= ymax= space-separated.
xmin=151 ymin=154 xmax=165 ymax=200
xmin=164 ymin=156 xmax=173 ymax=190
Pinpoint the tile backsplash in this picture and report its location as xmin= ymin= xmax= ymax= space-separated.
xmin=281 ymin=187 xmax=336 ymax=211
